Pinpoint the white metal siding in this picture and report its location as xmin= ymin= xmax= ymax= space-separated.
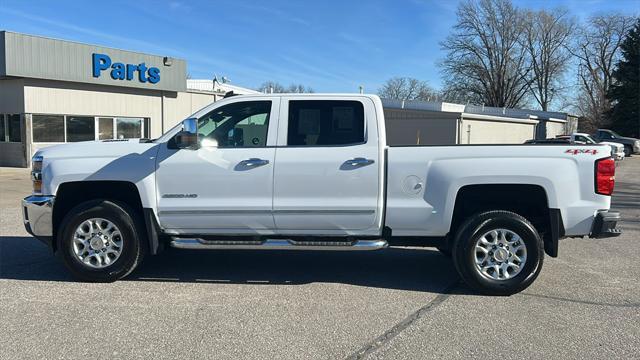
xmin=546 ymin=121 xmax=567 ymax=138
xmin=461 ymin=119 xmax=536 ymax=144
xmin=161 ymin=91 xmax=217 ymax=131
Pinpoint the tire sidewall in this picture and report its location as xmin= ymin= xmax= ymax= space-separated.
xmin=453 ymin=212 xmax=543 ymax=295
xmin=58 ymin=200 xmax=141 ymax=282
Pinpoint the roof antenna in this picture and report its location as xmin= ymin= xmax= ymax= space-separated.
xmin=212 ymin=74 xmax=219 ymax=92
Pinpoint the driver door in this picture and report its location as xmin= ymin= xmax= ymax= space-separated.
xmin=155 ymin=97 xmax=280 ymax=234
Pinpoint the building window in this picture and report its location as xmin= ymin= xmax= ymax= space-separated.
xmin=66 ymin=116 xmax=95 ymax=142
xmin=144 ymin=118 xmax=150 ymax=138
xmin=7 ymin=114 xmax=22 ymax=142
xmin=0 ymin=115 xmax=5 ymax=142
xmin=116 ymin=118 xmax=142 ymax=139
xmin=30 ymin=114 xmax=151 ymax=143
xmin=33 ymin=115 xmax=65 ymax=142
xmin=98 ymin=117 xmax=114 ymax=140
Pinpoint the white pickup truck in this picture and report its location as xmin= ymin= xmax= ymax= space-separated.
xmin=22 ymin=94 xmax=621 ymax=295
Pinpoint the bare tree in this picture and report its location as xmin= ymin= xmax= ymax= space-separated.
xmin=440 ymin=0 xmax=532 ymax=108
xmin=439 ymin=80 xmax=479 ymax=104
xmin=377 ymin=77 xmax=438 ymax=101
xmin=286 ymin=84 xmax=314 ymax=93
xmin=257 ymin=81 xmax=313 ymax=93
xmin=571 ymin=14 xmax=635 ymax=131
xmin=522 ymin=9 xmax=576 ymax=111
xmin=257 ymin=81 xmax=286 ymax=93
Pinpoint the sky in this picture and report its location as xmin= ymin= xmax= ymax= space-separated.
xmin=1 ymin=0 xmax=638 ymax=94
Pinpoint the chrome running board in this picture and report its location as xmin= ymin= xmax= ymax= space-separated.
xmin=169 ymin=238 xmax=388 ymax=251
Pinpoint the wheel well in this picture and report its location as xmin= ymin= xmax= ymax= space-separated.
xmin=450 ymin=184 xmax=553 ymax=251
xmin=52 ymin=181 xmax=144 ymax=252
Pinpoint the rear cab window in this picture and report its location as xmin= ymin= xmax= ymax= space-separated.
xmin=286 ymin=100 xmax=365 ymax=146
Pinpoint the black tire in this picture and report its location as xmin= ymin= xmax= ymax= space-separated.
xmin=624 ymin=145 xmax=632 ymax=157
xmin=57 ymin=200 xmax=145 ymax=282
xmin=452 ymin=210 xmax=544 ymax=296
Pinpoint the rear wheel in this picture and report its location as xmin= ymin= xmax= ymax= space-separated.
xmin=452 ymin=210 xmax=544 ymax=296
xmin=57 ymin=200 xmax=145 ymax=282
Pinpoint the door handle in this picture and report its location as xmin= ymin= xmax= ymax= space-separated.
xmin=241 ymin=158 xmax=270 ymax=167
xmin=346 ymin=157 xmax=375 ymax=166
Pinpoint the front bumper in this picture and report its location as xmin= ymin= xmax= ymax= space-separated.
xmin=589 ymin=211 xmax=622 ymax=238
xmin=22 ymin=195 xmax=55 ymax=247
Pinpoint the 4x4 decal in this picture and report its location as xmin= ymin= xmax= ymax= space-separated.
xmin=565 ymin=149 xmax=598 ymax=155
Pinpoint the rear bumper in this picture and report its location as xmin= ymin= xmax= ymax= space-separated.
xmin=22 ymin=195 xmax=55 ymax=247
xmin=589 ymin=211 xmax=622 ymax=238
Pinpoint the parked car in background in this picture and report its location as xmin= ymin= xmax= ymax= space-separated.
xmin=559 ymin=133 xmax=625 ymax=161
xmin=525 ymin=136 xmax=623 ymax=162
xmin=592 ymin=129 xmax=640 ymax=157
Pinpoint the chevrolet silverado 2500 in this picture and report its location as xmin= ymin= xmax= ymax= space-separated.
xmin=22 ymin=94 xmax=622 ymax=295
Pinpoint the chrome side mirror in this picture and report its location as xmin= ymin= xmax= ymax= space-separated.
xmin=174 ymin=118 xmax=199 ymax=150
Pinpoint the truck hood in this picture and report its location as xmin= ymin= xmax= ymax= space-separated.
xmin=34 ymin=139 xmax=157 ymax=160
xmin=599 ymin=141 xmax=624 ymax=150
xmin=36 ymin=139 xmax=161 ymax=196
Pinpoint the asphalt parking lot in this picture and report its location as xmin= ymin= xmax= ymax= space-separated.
xmin=1 ymin=158 xmax=639 ymax=359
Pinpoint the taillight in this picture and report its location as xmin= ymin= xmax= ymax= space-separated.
xmin=595 ymin=158 xmax=615 ymax=195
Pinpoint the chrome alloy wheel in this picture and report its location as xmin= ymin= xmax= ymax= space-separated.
xmin=72 ymin=218 xmax=123 ymax=269
xmin=474 ymin=228 xmax=527 ymax=281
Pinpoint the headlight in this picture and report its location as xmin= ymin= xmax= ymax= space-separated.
xmin=635 ymin=140 xmax=640 ymax=151
xmin=31 ymin=155 xmax=43 ymax=195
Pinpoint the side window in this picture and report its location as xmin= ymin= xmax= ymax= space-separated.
xmin=197 ymin=101 xmax=271 ymax=148
xmin=0 ymin=115 xmax=5 ymax=142
xmin=7 ymin=114 xmax=22 ymax=142
xmin=66 ymin=116 xmax=95 ymax=142
xmin=599 ymin=131 xmax=613 ymax=140
xmin=33 ymin=115 xmax=65 ymax=142
xmin=287 ymin=100 xmax=365 ymax=146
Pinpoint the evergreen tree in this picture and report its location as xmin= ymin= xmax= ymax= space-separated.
xmin=608 ymin=18 xmax=640 ymax=137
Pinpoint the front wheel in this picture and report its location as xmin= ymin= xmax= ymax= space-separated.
xmin=624 ymin=145 xmax=632 ymax=157
xmin=452 ymin=210 xmax=544 ymax=296
xmin=57 ymin=200 xmax=145 ymax=282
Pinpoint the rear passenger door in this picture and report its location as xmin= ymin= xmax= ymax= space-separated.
xmin=272 ymin=97 xmax=382 ymax=235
